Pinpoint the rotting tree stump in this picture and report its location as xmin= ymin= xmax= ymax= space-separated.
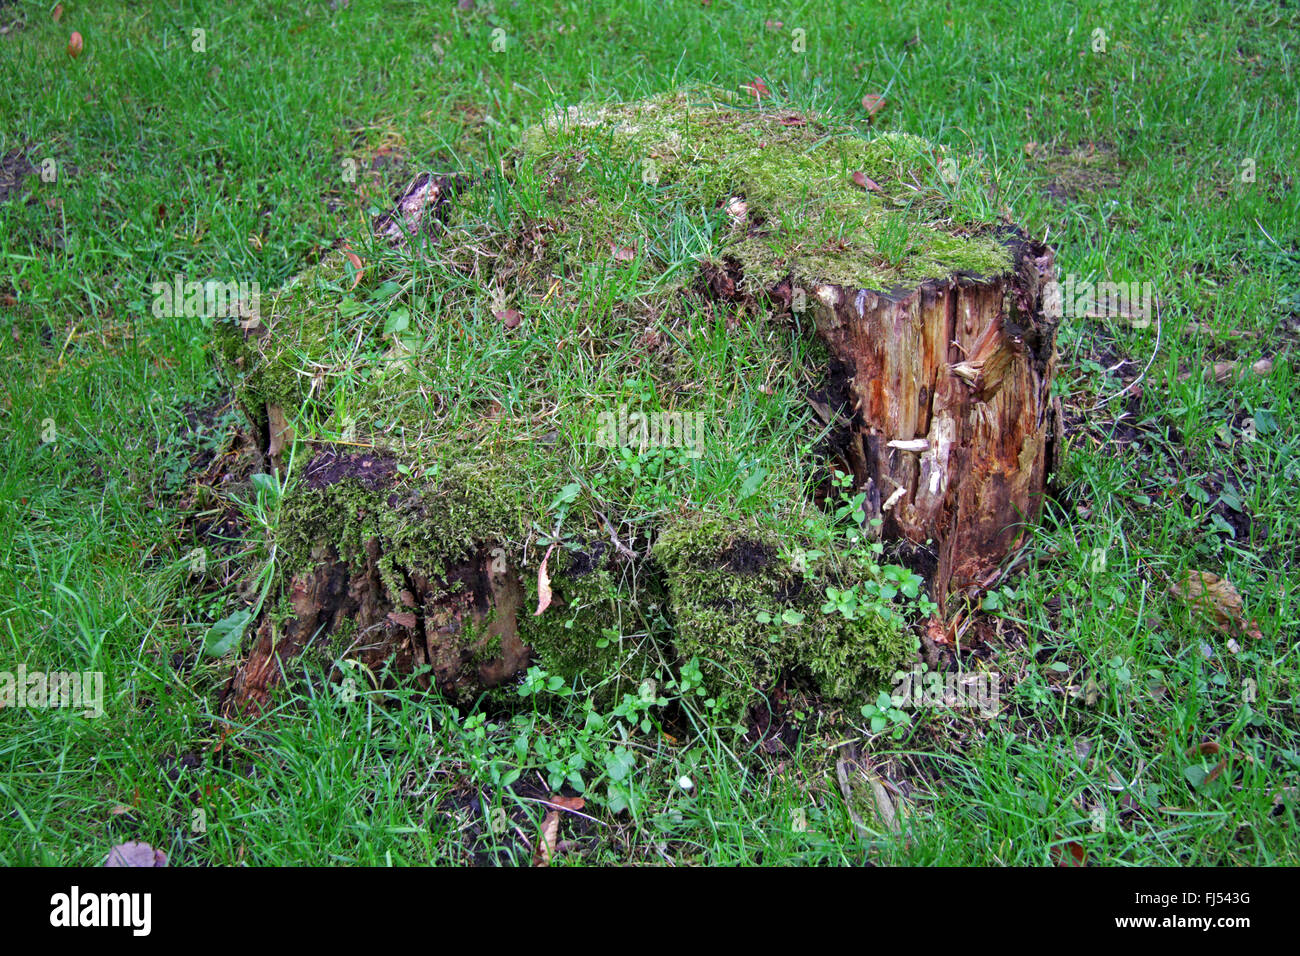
xmin=213 ymin=90 xmax=1059 ymax=718
xmin=798 ymin=241 xmax=1059 ymax=600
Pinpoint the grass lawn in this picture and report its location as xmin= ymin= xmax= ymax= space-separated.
xmin=0 ymin=0 xmax=1297 ymax=866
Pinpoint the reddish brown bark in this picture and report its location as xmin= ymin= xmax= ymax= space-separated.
xmin=802 ymin=233 xmax=1060 ymax=603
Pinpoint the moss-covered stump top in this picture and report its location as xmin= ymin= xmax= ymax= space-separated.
xmin=522 ymin=91 xmax=1010 ymax=292
xmin=215 ymin=88 xmax=1023 ymax=708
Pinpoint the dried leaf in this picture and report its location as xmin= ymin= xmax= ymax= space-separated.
xmin=861 ymin=93 xmax=886 ymax=117
xmin=1171 ymin=570 xmax=1263 ymax=641
xmin=493 ymin=308 xmax=522 ymax=329
xmin=387 ymin=610 xmax=417 ymax=629
xmin=851 ymin=170 xmax=881 ymax=191
xmin=534 ymin=543 xmax=556 ymax=616
xmin=1177 ymin=358 xmax=1271 ymax=384
xmin=532 ymin=810 xmax=560 ymax=866
xmin=924 ymin=613 xmax=951 ymax=645
xmin=1051 ymin=841 xmax=1086 ymax=867
xmin=67 ymin=31 xmax=83 ymax=58
xmin=341 ymin=245 xmax=364 ymax=290
xmin=550 ymin=794 xmax=586 ymax=812
xmin=778 ymin=114 xmax=807 ymax=127
xmin=104 ymin=841 xmax=168 ymax=867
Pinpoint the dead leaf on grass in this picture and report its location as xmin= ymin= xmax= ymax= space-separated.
xmin=1170 ymin=570 xmax=1263 ymax=641
xmin=493 ymin=308 xmax=522 ymax=329
xmin=549 ymin=794 xmax=586 ymax=812
xmin=340 ymin=244 xmax=364 ymax=290
xmin=1177 ymin=357 xmax=1271 ymax=384
xmin=1050 ymin=841 xmax=1086 ymax=867
xmin=532 ymin=810 xmax=560 ymax=866
xmin=534 ymin=543 xmax=556 ymax=616
xmin=725 ymin=196 xmax=748 ymax=225
xmin=104 ymin=841 xmax=168 ymax=867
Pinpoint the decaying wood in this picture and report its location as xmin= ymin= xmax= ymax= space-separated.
xmin=798 ymin=235 xmax=1059 ymax=603
xmin=220 ymin=537 xmax=531 ymax=718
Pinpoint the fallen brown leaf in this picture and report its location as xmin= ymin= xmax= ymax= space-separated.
xmin=532 ymin=810 xmax=560 ymax=866
xmin=550 ymin=794 xmax=586 ymax=812
xmin=493 ymin=308 xmax=522 ymax=329
xmin=1051 ymin=841 xmax=1086 ymax=867
xmin=340 ymin=244 xmax=364 ymax=290
xmin=534 ymin=543 xmax=556 ymax=616
xmin=851 ymin=170 xmax=881 ymax=191
xmin=387 ymin=610 xmax=417 ymax=629
xmin=104 ymin=841 xmax=168 ymax=867
xmin=1170 ymin=570 xmax=1263 ymax=641
xmin=1177 ymin=357 xmax=1271 ymax=384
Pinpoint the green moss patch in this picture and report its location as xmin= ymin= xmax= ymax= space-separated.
xmin=654 ymin=513 xmax=912 ymax=705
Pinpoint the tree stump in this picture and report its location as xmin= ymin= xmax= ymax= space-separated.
xmin=805 ymin=239 xmax=1058 ymax=600
xmin=211 ymin=89 xmax=1059 ymax=717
